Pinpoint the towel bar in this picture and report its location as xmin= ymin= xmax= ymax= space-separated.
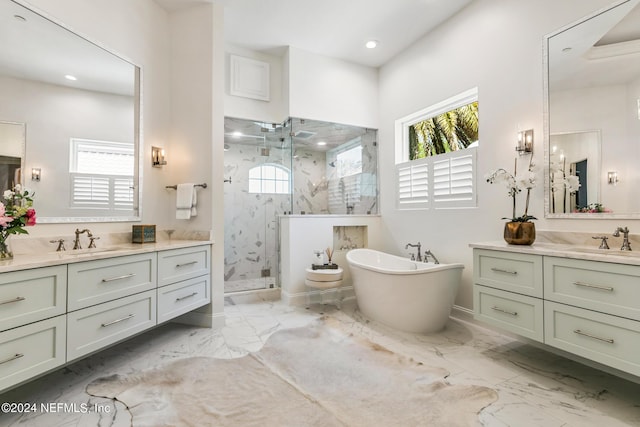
xmin=166 ymin=183 xmax=207 ymax=190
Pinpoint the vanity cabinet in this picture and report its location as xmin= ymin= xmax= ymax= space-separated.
xmin=473 ymin=247 xmax=640 ymax=378
xmin=0 ymin=242 xmax=212 ymax=393
xmin=67 ymin=253 xmax=156 ymax=311
xmin=543 ymin=256 xmax=640 ymax=377
xmin=473 ymin=250 xmax=544 ymax=341
xmin=157 ymin=246 xmax=211 ymax=324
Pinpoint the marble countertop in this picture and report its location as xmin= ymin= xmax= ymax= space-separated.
xmin=0 ymin=239 xmax=213 ymax=274
xmin=469 ymin=240 xmax=640 ymax=266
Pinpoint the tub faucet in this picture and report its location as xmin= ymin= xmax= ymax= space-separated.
xmin=405 ymin=242 xmax=422 ymax=262
xmin=424 ymin=249 xmax=440 ymax=264
xmin=613 ymin=226 xmax=632 ymax=251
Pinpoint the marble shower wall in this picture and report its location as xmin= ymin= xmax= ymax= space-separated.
xmin=292 ymin=148 xmax=329 ymax=214
xmin=223 ymin=143 xmax=290 ymax=283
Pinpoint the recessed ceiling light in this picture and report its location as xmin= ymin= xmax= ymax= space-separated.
xmin=65 ymin=74 xmax=77 ymax=81
xmin=562 ymin=47 xmax=572 ymax=53
xmin=317 ymin=141 xmax=327 ymax=146
xmin=365 ymin=40 xmax=378 ymax=49
xmin=13 ymin=14 xmax=26 ymax=22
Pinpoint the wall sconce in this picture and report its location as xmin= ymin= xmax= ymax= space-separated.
xmin=516 ymin=129 xmax=534 ymax=154
xmin=152 ymin=146 xmax=167 ymax=167
xmin=608 ymin=171 xmax=619 ymax=185
xmin=31 ymin=168 xmax=41 ymax=181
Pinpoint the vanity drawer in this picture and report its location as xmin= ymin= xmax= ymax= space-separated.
xmin=67 ymin=290 xmax=156 ymax=361
xmin=544 ymin=301 xmax=640 ymax=377
xmin=474 ymin=285 xmax=544 ymax=342
xmin=474 ymin=249 xmax=543 ymax=297
xmin=544 ymin=256 xmax=640 ymax=321
xmin=157 ymin=276 xmax=210 ymax=324
xmin=158 ymin=245 xmax=210 ymax=287
xmin=68 ymin=253 xmax=157 ymax=311
xmin=0 ymin=316 xmax=66 ymax=392
xmin=0 ymin=266 xmax=67 ymax=332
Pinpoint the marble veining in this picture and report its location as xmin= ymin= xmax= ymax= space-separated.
xmin=1 ymin=300 xmax=638 ymax=426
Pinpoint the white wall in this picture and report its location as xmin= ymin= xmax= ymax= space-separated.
xmin=224 ymin=44 xmax=286 ymax=124
xmin=287 ymin=46 xmax=379 ymax=129
xmin=378 ymin=0 xmax=624 ymax=311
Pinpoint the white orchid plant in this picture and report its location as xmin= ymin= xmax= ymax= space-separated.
xmin=549 ymin=153 xmax=581 ymax=213
xmin=485 ymin=157 xmax=538 ymax=222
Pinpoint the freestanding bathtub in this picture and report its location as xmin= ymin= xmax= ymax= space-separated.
xmin=346 ymin=248 xmax=463 ymax=333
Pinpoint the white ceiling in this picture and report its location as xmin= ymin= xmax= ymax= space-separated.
xmin=156 ymin=0 xmax=474 ymax=67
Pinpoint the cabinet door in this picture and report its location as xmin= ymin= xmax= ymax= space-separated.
xmin=544 ymin=301 xmax=640 ymax=377
xmin=158 ymin=246 xmax=210 ymax=287
xmin=544 ymin=256 xmax=640 ymax=321
xmin=0 ymin=316 xmax=66 ymax=392
xmin=474 ymin=249 xmax=543 ymax=297
xmin=474 ymin=285 xmax=544 ymax=342
xmin=68 ymin=253 xmax=156 ymax=311
xmin=0 ymin=266 xmax=67 ymax=332
xmin=157 ymin=276 xmax=210 ymax=324
xmin=67 ymin=290 xmax=156 ymax=361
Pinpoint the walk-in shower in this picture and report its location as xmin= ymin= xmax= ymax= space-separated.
xmin=223 ymin=116 xmax=378 ymax=294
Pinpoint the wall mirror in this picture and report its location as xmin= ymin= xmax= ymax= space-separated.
xmin=544 ymin=0 xmax=640 ymax=218
xmin=0 ymin=0 xmax=141 ymax=223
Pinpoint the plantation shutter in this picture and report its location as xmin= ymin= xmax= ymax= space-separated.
xmin=433 ymin=148 xmax=476 ymax=208
xmin=396 ymin=157 xmax=429 ymax=209
xmin=396 ymin=147 xmax=476 ymax=210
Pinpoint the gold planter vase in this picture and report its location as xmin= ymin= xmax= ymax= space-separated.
xmin=503 ymin=221 xmax=536 ymax=245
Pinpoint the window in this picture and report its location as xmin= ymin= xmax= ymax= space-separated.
xmin=69 ymin=138 xmax=135 ymax=210
xmin=395 ymin=88 xmax=478 ymax=210
xmin=248 ymin=164 xmax=290 ymax=194
xmin=336 ymin=143 xmax=362 ymax=178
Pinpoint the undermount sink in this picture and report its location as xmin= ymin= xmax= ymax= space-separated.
xmin=52 ymin=247 xmax=124 ymax=257
xmin=569 ymin=247 xmax=639 ymax=257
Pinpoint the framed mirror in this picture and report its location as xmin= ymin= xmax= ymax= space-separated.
xmin=0 ymin=0 xmax=141 ymax=223
xmin=544 ymin=0 xmax=640 ymax=218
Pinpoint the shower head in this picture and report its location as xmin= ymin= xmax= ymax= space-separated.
xmin=328 ymin=161 xmax=336 ymax=167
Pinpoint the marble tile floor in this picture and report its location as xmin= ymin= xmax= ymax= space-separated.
xmin=1 ymin=298 xmax=639 ymax=426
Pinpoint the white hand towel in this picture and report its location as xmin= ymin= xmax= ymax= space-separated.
xmin=176 ymin=183 xmax=194 ymax=220
xmin=190 ymin=186 xmax=198 ymax=217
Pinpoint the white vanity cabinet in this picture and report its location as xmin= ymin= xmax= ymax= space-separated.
xmin=0 ymin=242 xmax=212 ymax=393
xmin=0 ymin=266 xmax=68 ymax=391
xmin=157 ymin=246 xmax=211 ymax=324
xmin=472 ymin=245 xmax=640 ymax=378
xmin=473 ymin=250 xmax=544 ymax=342
xmin=543 ymin=257 xmax=640 ymax=377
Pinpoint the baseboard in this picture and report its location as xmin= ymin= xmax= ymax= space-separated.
xmin=174 ymin=310 xmax=225 ymax=329
xmin=282 ymin=286 xmax=355 ymax=307
xmin=451 ymin=304 xmax=474 ymax=322
xmin=225 ymin=287 xmax=281 ymax=304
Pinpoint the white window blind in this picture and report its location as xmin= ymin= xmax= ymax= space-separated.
xmin=69 ymin=138 xmax=135 ymax=212
xmin=396 ymin=157 xmax=429 ymax=209
xmin=396 ymin=147 xmax=476 ymax=210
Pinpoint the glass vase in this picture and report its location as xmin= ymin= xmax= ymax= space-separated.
xmin=503 ymin=221 xmax=536 ymax=245
xmin=0 ymin=234 xmax=13 ymax=259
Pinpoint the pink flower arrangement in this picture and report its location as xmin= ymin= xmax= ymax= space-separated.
xmin=0 ymin=185 xmax=36 ymax=258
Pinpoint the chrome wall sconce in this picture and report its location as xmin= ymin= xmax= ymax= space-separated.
xmin=516 ymin=129 xmax=534 ymax=154
xmin=152 ymin=146 xmax=167 ymax=167
xmin=608 ymin=171 xmax=619 ymax=185
xmin=31 ymin=168 xmax=41 ymax=181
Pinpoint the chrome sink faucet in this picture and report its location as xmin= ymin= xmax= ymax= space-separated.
xmin=613 ymin=226 xmax=632 ymax=251
xmin=73 ymin=228 xmax=91 ymax=250
xmin=405 ymin=242 xmax=422 ymax=262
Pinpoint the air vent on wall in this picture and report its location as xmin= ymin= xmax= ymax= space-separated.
xmin=294 ymin=131 xmax=316 ymax=139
